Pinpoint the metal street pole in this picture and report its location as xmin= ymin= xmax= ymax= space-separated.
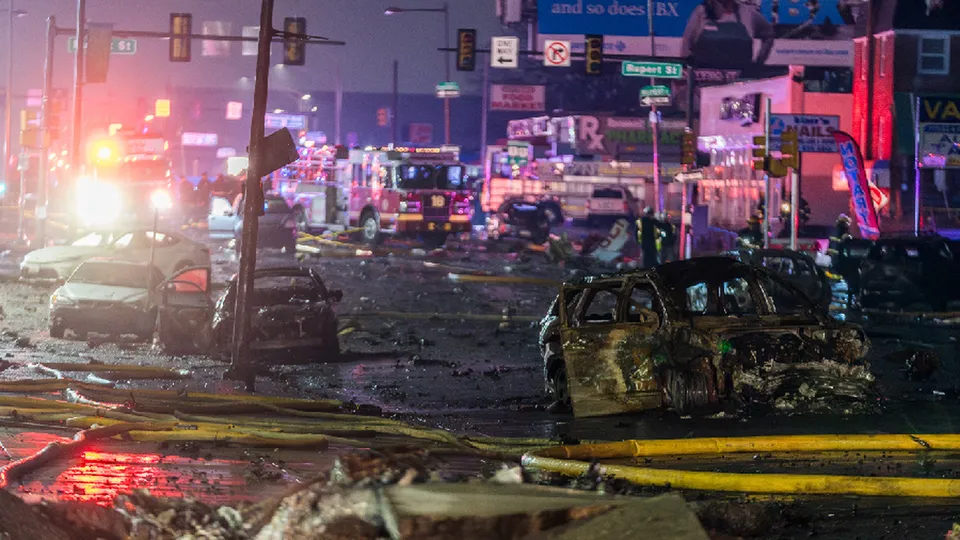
xmin=69 ymin=0 xmax=85 ymax=236
xmin=647 ymin=0 xmax=661 ymax=214
xmin=3 ymin=1 xmax=13 ymax=189
xmin=913 ymin=93 xmax=921 ymax=236
xmin=442 ymin=1 xmax=450 ymax=145
xmin=480 ymin=60 xmax=489 ymax=167
xmin=37 ymin=15 xmax=55 ymax=248
xmin=391 ymin=59 xmax=399 ymax=145
xmin=229 ymin=0 xmax=274 ymax=391
xmin=763 ymin=96 xmax=772 ymax=248
xmin=790 ymin=166 xmax=799 ymax=250
xmin=335 ymin=59 xmax=342 ymax=145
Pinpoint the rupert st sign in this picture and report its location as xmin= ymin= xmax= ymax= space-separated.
xmin=768 ymin=114 xmax=839 ymax=153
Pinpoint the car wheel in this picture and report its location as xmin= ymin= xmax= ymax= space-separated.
xmin=361 ymin=212 xmax=381 ymax=245
xmin=49 ymin=323 xmax=65 ymax=339
xmin=547 ymin=361 xmax=571 ymax=412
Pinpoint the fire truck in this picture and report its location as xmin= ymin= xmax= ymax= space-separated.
xmin=77 ymin=132 xmax=174 ymax=228
xmin=274 ymin=145 xmax=473 ymax=245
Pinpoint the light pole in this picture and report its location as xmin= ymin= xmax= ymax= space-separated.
xmin=384 ymin=2 xmax=451 ymax=145
xmin=3 ymin=3 xmax=26 ymax=188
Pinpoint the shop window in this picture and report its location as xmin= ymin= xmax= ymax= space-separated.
xmin=918 ymin=36 xmax=949 ymax=75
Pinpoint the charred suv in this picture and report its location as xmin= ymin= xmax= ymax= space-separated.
xmin=539 ymin=258 xmax=873 ymax=418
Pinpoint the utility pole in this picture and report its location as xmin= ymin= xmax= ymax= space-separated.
xmin=647 ymin=0 xmax=661 ymax=214
xmin=442 ymin=0 xmax=450 ymax=145
xmin=392 ymin=60 xmax=399 ymax=145
xmin=36 ymin=15 xmax=55 ymax=248
xmin=229 ymin=0 xmax=274 ymax=391
xmin=69 ymin=0 xmax=85 ymax=236
xmin=480 ymin=61 xmax=489 ymax=168
xmin=762 ymin=96 xmax=772 ymax=248
xmin=335 ymin=60 xmax=342 ymax=145
xmin=3 ymin=1 xmax=14 ymax=192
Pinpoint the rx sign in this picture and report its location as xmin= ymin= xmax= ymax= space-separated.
xmin=543 ymin=40 xmax=571 ymax=67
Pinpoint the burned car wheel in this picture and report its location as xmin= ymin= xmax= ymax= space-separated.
xmin=49 ymin=323 xmax=65 ymax=339
xmin=662 ymin=361 xmax=718 ymax=414
xmin=547 ymin=362 xmax=571 ymax=411
xmin=361 ymin=213 xmax=381 ymax=245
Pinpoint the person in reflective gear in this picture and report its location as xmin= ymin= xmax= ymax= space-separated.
xmin=639 ymin=207 xmax=660 ymax=269
xmin=827 ymin=214 xmax=852 ymax=258
xmin=737 ymin=213 xmax=764 ymax=249
xmin=658 ymin=212 xmax=677 ymax=263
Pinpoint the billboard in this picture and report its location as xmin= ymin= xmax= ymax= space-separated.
xmin=490 ymin=85 xmax=546 ymax=112
xmin=576 ymin=115 xmax=685 ymax=157
xmin=918 ymin=96 xmax=960 ymax=169
xmin=537 ymin=0 xmax=856 ymax=68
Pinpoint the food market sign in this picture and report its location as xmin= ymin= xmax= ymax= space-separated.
xmin=490 ymin=85 xmax=546 ymax=112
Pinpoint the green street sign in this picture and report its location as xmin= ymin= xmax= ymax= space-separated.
xmin=435 ymin=81 xmax=461 ymax=98
xmin=68 ymin=36 xmax=138 ymax=55
xmin=621 ymin=61 xmax=683 ymax=79
xmin=506 ymin=141 xmax=529 ymax=167
xmin=641 ymin=85 xmax=671 ymax=98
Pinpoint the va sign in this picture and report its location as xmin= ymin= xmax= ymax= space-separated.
xmin=920 ymin=124 xmax=960 ymax=168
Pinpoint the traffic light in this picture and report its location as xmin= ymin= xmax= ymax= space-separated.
xmin=585 ymin=34 xmax=603 ymax=75
xmin=457 ymin=29 xmax=476 ymax=72
xmin=155 ymin=99 xmax=171 ymax=118
xmin=283 ymin=17 xmax=306 ymax=66
xmin=170 ymin=13 xmax=192 ymax=62
xmin=377 ymin=107 xmax=389 ymax=127
xmin=752 ymin=135 xmax=766 ymax=171
xmin=681 ymin=132 xmax=696 ymax=165
xmin=780 ymin=128 xmax=799 ymax=168
xmin=46 ymin=89 xmax=68 ymax=140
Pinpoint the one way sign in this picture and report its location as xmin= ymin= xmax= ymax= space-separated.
xmin=491 ymin=36 xmax=519 ymax=69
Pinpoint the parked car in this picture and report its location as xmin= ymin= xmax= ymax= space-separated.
xmin=204 ymin=267 xmax=342 ymax=362
xmin=207 ymin=194 xmax=297 ymax=253
xmin=722 ymin=248 xmax=832 ymax=309
xmin=539 ymin=257 xmax=872 ymax=418
xmin=586 ymin=186 xmax=640 ymax=228
xmin=859 ymin=236 xmax=960 ymax=311
xmin=486 ymin=200 xmax=551 ymax=244
xmin=22 ymin=229 xmax=210 ymax=280
xmin=49 ymin=258 xmax=164 ymax=340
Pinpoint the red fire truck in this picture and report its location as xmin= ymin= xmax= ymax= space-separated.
xmin=276 ymin=145 xmax=472 ymax=246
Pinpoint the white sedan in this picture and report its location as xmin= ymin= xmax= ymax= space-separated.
xmin=21 ymin=229 xmax=210 ymax=280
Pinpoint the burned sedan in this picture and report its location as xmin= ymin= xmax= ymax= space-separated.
xmin=540 ymin=257 xmax=873 ymax=418
xmin=211 ymin=267 xmax=342 ymax=361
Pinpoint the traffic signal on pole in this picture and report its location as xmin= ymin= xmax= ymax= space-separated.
xmin=780 ymin=128 xmax=799 ymax=168
xmin=681 ymin=132 xmax=696 ymax=165
xmin=377 ymin=108 xmax=389 ymax=127
xmin=283 ymin=17 xmax=306 ymax=66
xmin=46 ymin=89 xmax=68 ymax=139
xmin=170 ymin=13 xmax=192 ymax=62
xmin=752 ymin=135 xmax=766 ymax=171
xmin=155 ymin=99 xmax=171 ymax=118
xmin=457 ymin=29 xmax=476 ymax=72
xmin=585 ymin=34 xmax=603 ymax=75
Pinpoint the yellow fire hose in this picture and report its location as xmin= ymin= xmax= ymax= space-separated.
xmin=34 ymin=363 xmax=190 ymax=380
xmin=344 ymin=311 xmax=540 ymax=323
xmin=447 ymin=273 xmax=560 ymax=286
xmin=522 ymin=434 xmax=960 ymax=497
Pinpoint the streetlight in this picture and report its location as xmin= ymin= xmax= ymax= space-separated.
xmin=384 ymin=2 xmax=451 ymax=145
xmin=3 ymin=3 xmax=26 ymax=187
xmin=300 ymin=94 xmax=311 ymax=101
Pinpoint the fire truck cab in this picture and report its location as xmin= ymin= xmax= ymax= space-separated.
xmin=274 ymin=145 xmax=473 ymax=246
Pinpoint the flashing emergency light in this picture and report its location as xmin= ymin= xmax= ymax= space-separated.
xmin=76 ymin=177 xmax=121 ymax=226
xmin=0 ymin=182 xmax=6 ymax=197
xmin=150 ymin=189 xmax=173 ymax=210
xmin=96 ymin=146 xmax=113 ymax=160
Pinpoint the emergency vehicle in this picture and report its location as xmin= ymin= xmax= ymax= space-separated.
xmin=274 ymin=145 xmax=473 ymax=245
xmin=78 ymin=133 xmax=174 ymax=228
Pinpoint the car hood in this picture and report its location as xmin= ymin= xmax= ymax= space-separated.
xmin=24 ymin=246 xmax=104 ymax=265
xmin=59 ymin=283 xmax=148 ymax=303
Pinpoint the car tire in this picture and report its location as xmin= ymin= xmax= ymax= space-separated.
xmin=49 ymin=323 xmax=65 ymax=339
xmin=360 ymin=212 xmax=381 ymax=245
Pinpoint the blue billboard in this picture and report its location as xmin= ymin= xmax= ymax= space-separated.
xmin=537 ymin=0 xmax=857 ymax=68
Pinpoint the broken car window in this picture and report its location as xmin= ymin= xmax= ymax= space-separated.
xmin=577 ymin=285 xmax=621 ymax=325
xmin=721 ymin=278 xmax=757 ymax=316
xmin=685 ymin=282 xmax=710 ymax=315
xmin=627 ymin=284 xmax=662 ymax=324
xmin=759 ymin=275 xmax=807 ymax=315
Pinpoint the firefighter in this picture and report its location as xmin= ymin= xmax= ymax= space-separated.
xmin=827 ymin=214 xmax=852 ymax=258
xmin=639 ymin=207 xmax=660 ymax=268
xmin=737 ymin=213 xmax=764 ymax=249
xmin=658 ymin=212 xmax=677 ymax=263
xmin=196 ymin=172 xmax=211 ymax=216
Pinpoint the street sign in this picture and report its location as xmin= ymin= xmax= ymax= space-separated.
xmin=181 ymin=132 xmax=219 ymax=147
xmin=543 ymin=40 xmax=571 ymax=67
xmin=641 ymin=85 xmax=671 ymax=98
xmin=621 ymin=61 xmax=683 ymax=79
xmin=506 ymin=140 xmax=530 ymax=168
xmin=68 ymin=36 xmax=137 ymax=55
xmin=435 ymin=81 xmax=461 ymax=99
xmin=768 ymin=114 xmax=840 ymax=153
xmin=264 ymin=113 xmax=307 ymax=130
xmin=641 ymin=95 xmax=671 ymax=107
xmin=491 ymin=36 xmax=519 ymax=69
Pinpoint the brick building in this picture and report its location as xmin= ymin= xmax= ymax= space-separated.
xmin=853 ymin=0 xmax=960 ymax=221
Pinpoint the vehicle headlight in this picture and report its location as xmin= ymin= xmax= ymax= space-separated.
xmin=50 ymin=293 xmax=74 ymax=306
xmin=77 ymin=181 xmax=121 ymax=226
xmin=150 ymin=189 xmax=173 ymax=211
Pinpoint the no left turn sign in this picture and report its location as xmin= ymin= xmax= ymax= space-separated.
xmin=543 ymin=40 xmax=571 ymax=67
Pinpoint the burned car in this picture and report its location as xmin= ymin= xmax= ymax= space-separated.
xmin=539 ymin=257 xmax=873 ymax=418
xmin=722 ymin=248 xmax=832 ymax=309
xmin=859 ymin=236 xmax=960 ymax=311
xmin=211 ymin=267 xmax=342 ymax=361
